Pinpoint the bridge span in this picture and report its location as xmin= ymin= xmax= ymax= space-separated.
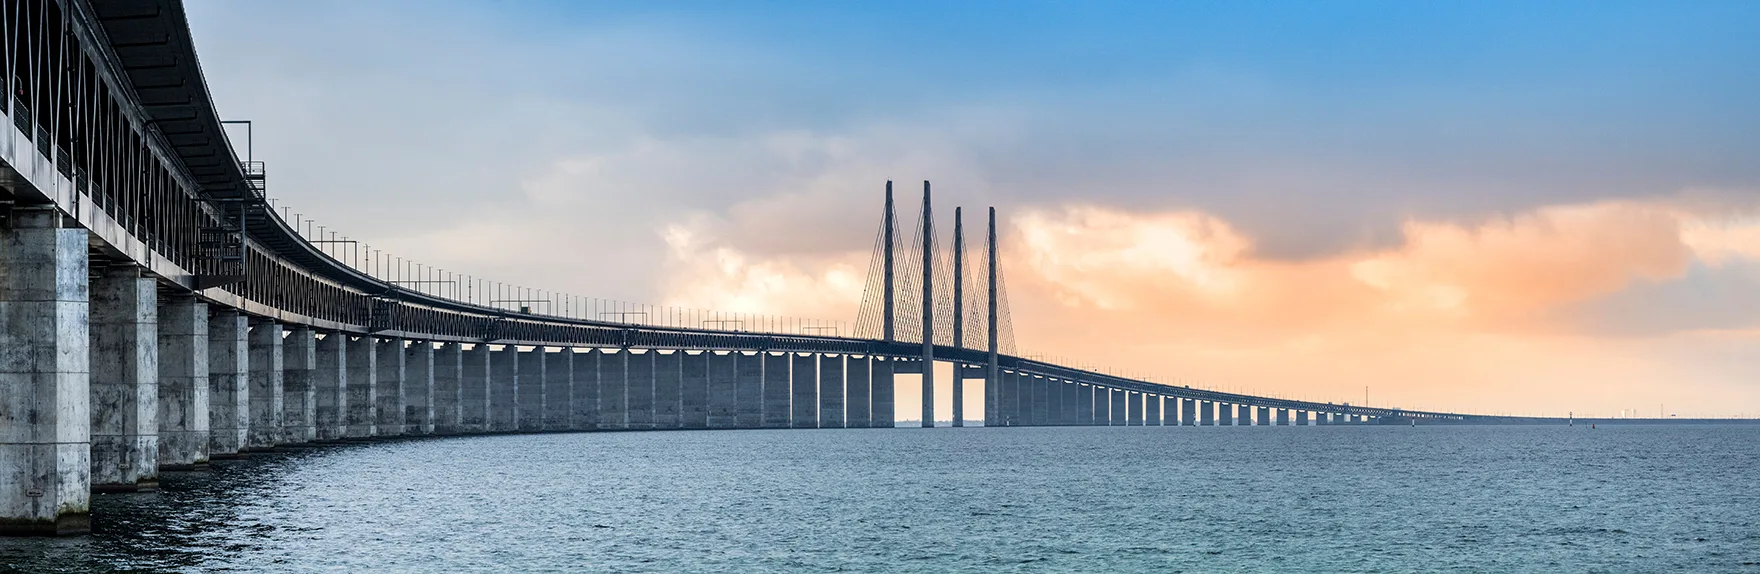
xmin=0 ymin=0 xmax=1656 ymax=536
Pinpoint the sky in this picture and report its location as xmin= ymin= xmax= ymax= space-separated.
xmin=185 ymin=1 xmax=1760 ymax=418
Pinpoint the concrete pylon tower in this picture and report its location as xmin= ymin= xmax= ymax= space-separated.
xmin=951 ymin=207 xmax=964 ymax=427
xmin=987 ymin=207 xmax=1000 ymax=427
xmin=882 ymin=181 xmax=895 ymax=344
xmin=920 ymin=181 xmax=935 ymax=428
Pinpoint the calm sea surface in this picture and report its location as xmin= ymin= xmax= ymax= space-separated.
xmin=2 ymin=426 xmax=1757 ymax=573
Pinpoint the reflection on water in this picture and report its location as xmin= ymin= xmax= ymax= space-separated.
xmin=2 ymin=426 xmax=1758 ymax=572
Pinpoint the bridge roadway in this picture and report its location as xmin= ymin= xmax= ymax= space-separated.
xmin=0 ymin=0 xmax=1596 ymax=536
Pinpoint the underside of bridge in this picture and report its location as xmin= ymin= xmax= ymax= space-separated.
xmin=0 ymin=0 xmax=1609 ymax=536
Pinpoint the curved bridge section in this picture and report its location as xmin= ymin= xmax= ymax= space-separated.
xmin=0 ymin=0 xmax=1553 ymax=536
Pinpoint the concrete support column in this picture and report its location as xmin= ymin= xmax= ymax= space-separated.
xmin=89 ymin=267 xmax=157 ymax=492
xmin=489 ymin=346 xmax=519 ymax=432
xmin=1180 ymin=398 xmax=1195 ymax=427
xmin=344 ymin=337 xmax=377 ymax=438
xmin=312 ymin=333 xmax=346 ymax=440
xmin=706 ymin=352 xmax=737 ymax=429
xmin=1197 ymin=401 xmax=1212 ymax=426
xmin=1303 ymin=410 xmax=1314 ymax=426
xmin=995 ymin=370 xmax=1013 ymax=426
xmin=0 ymin=213 xmax=90 ymax=535
xmin=545 ymin=349 xmax=574 ymax=431
xmin=791 ymin=354 xmax=817 ymax=428
xmin=1027 ymin=376 xmax=1041 ymax=426
xmin=375 ymin=339 xmax=407 ymax=436
xmin=1017 ymin=372 xmax=1034 ymax=426
xmin=598 ymin=349 xmax=627 ymax=430
xmin=1256 ymin=406 xmax=1270 ymax=427
xmin=1236 ymin=403 xmax=1250 ymax=426
xmin=280 ymin=327 xmax=316 ymax=444
xmin=245 ymin=322 xmax=283 ymax=450
xmin=571 ymin=350 xmax=599 ymax=430
xmin=680 ymin=351 xmax=707 ymax=430
xmin=207 ymin=309 xmax=248 ymax=457
xmin=653 ymin=351 xmax=681 ymax=430
xmin=1067 ymin=382 xmax=1083 ymax=425
xmin=431 ymin=343 xmax=462 ymax=434
xmin=734 ymin=352 xmax=763 ymax=428
xmin=1077 ymin=385 xmax=1093 ymax=425
xmin=761 ymin=353 xmax=790 ymax=429
xmin=1276 ymin=408 xmax=1290 ymax=426
xmin=460 ymin=344 xmax=490 ymax=433
xmin=1126 ymin=392 xmax=1144 ymax=426
xmin=1218 ymin=402 xmax=1234 ymax=426
xmin=517 ymin=348 xmax=545 ymax=432
xmin=871 ymin=358 xmax=895 ymax=428
xmin=627 ymin=351 xmax=655 ymax=430
xmin=405 ymin=342 xmax=434 ymax=435
xmin=845 ymin=356 xmax=871 ymax=428
xmin=818 ymin=354 xmax=844 ymax=428
xmin=1145 ymin=395 xmax=1161 ymax=426
xmin=158 ymin=296 xmax=210 ymax=468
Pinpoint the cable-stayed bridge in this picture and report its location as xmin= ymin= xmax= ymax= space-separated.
xmin=0 ymin=0 xmax=1729 ymax=536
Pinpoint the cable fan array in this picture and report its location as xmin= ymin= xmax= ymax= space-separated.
xmin=854 ymin=181 xmax=1017 ymax=354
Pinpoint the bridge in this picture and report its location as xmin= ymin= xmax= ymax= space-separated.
xmin=0 ymin=0 xmax=1696 ymax=536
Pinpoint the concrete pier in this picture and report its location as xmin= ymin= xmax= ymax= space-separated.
xmin=89 ymin=267 xmax=158 ymax=492
xmin=1276 ymin=408 xmax=1290 ymax=426
xmin=517 ymin=348 xmax=545 ymax=432
xmin=1034 ymin=376 xmax=1052 ymax=426
xmin=157 ymin=296 xmax=209 ymax=467
xmin=0 ymin=213 xmax=91 ymax=535
xmin=1068 ymin=382 xmax=1084 ymax=425
xmin=1219 ymin=402 xmax=1234 ymax=426
xmin=460 ymin=344 xmax=491 ymax=433
xmin=1180 ymin=398 xmax=1195 ymax=427
xmin=432 ymin=343 xmax=463 ymax=434
xmin=791 ymin=354 xmax=817 ymax=428
xmin=1078 ymin=384 xmax=1094 ymax=425
xmin=207 ymin=309 xmax=249 ymax=457
xmin=376 ymin=339 xmax=407 ymax=436
xmin=245 ymin=322 xmax=283 ymax=450
xmin=1236 ymin=404 xmax=1250 ymax=426
xmin=845 ymin=356 xmax=871 ymax=428
xmin=818 ymin=355 xmax=844 ymax=428
xmin=571 ymin=350 xmax=599 ymax=430
xmin=1127 ymin=392 xmax=1144 ymax=426
xmin=599 ymin=349 xmax=628 ymax=430
xmin=680 ymin=351 xmax=708 ymax=430
xmin=1111 ymin=389 xmax=1127 ymax=426
xmin=762 ymin=353 xmax=790 ymax=429
xmin=653 ymin=351 xmax=681 ymax=430
xmin=545 ymin=349 xmax=574 ymax=431
xmin=345 ymin=337 xmax=378 ymax=438
xmin=281 ymin=327 xmax=317 ymax=444
xmin=627 ymin=351 xmax=655 ymax=430
xmin=735 ymin=352 xmax=764 ymax=428
xmin=1256 ymin=406 xmax=1270 ymax=427
xmin=312 ymin=333 xmax=346 ymax=441
xmin=489 ymin=346 xmax=518 ymax=432
xmin=706 ymin=352 xmax=737 ymax=429
xmin=871 ymin=358 xmax=895 ymax=428
xmin=1146 ymin=395 xmax=1161 ymax=426
xmin=405 ymin=342 xmax=435 ymax=435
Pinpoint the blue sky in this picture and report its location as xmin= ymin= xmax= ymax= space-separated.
xmin=187 ymin=1 xmax=1760 ymax=415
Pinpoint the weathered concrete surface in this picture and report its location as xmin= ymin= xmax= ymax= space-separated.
xmin=516 ymin=348 xmax=545 ymax=432
xmin=679 ymin=351 xmax=708 ymax=430
xmin=489 ymin=346 xmax=519 ymax=432
xmin=626 ymin=351 xmax=654 ymax=430
xmin=790 ymin=354 xmax=816 ymax=429
xmin=762 ymin=353 xmax=790 ymax=429
xmin=374 ymin=339 xmax=407 ymax=436
xmin=598 ymin=349 xmax=627 ymax=430
xmin=870 ymin=358 xmax=895 ymax=428
xmin=431 ymin=343 xmax=462 ymax=434
xmin=245 ymin=322 xmax=283 ymax=450
xmin=404 ymin=342 xmax=434 ymax=435
xmin=705 ymin=352 xmax=737 ymax=429
xmin=312 ymin=333 xmax=347 ymax=440
xmin=89 ymin=268 xmax=157 ymax=492
xmin=207 ymin=309 xmax=248 ymax=457
xmin=734 ymin=352 xmax=763 ymax=429
xmin=543 ymin=350 xmax=571 ymax=431
xmin=281 ymin=327 xmax=316 ymax=443
xmin=157 ymin=295 xmax=208 ymax=468
xmin=845 ymin=356 xmax=870 ymax=428
xmin=460 ymin=344 xmax=490 ymax=433
xmin=0 ymin=218 xmax=91 ymax=534
xmin=818 ymin=355 xmax=844 ymax=428
xmin=652 ymin=351 xmax=681 ymax=430
xmin=571 ymin=350 xmax=599 ymax=430
xmin=344 ymin=336 xmax=377 ymax=438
